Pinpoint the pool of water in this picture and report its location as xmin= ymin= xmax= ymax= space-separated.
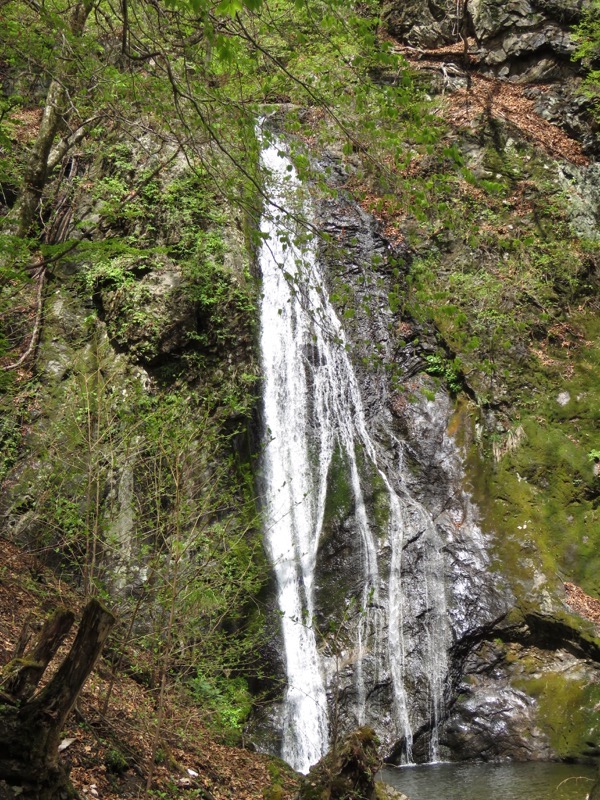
xmin=379 ymin=761 xmax=597 ymax=800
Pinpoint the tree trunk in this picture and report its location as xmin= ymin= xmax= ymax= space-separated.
xmin=2 ymin=608 xmax=75 ymax=701
xmin=11 ymin=79 xmax=67 ymax=238
xmin=0 ymin=599 xmax=115 ymax=800
xmin=7 ymin=0 xmax=95 ymax=237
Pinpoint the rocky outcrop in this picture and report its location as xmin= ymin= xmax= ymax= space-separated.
xmin=441 ymin=637 xmax=600 ymax=762
xmin=382 ymin=0 xmax=598 ymax=153
xmin=0 ymin=140 xmax=259 ymax=601
xmin=304 ymin=194 xmax=498 ymax=758
xmin=469 ymin=0 xmax=583 ymax=81
xmin=97 ymin=255 xmax=198 ymax=367
xmin=382 ymin=0 xmax=459 ymax=48
xmin=383 ymin=0 xmax=587 ymax=82
xmin=558 ymin=161 xmax=600 ymax=236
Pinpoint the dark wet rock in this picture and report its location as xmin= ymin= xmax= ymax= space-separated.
xmin=441 ymin=641 xmax=600 ymax=762
xmin=303 ymin=193 xmax=512 ymax=760
xmin=441 ymin=683 xmax=551 ymax=761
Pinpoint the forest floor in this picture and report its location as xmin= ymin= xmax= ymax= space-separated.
xmin=565 ymin=582 xmax=600 ymax=627
xmin=394 ymin=40 xmax=589 ymax=166
xmin=0 ymin=538 xmax=298 ymax=800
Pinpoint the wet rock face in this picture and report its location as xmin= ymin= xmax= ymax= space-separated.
xmin=441 ymin=684 xmax=552 ymax=761
xmin=254 ymin=141 xmax=600 ymax=766
xmin=309 ymin=189 xmax=513 ymax=760
xmin=441 ymin=640 xmax=600 ymax=762
xmin=266 ymin=176 xmax=600 ymax=767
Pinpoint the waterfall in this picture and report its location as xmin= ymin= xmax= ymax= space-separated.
xmin=258 ymin=132 xmax=449 ymax=773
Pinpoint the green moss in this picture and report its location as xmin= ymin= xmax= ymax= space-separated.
xmin=512 ymin=673 xmax=600 ymax=760
xmin=323 ymin=445 xmax=354 ymax=532
xmin=263 ymin=786 xmax=286 ymax=800
xmin=299 ymin=727 xmax=381 ymax=800
xmin=105 ymin=746 xmax=128 ymax=775
xmin=461 ymin=311 xmax=600 ymax=611
xmin=372 ymin=476 xmax=391 ymax=535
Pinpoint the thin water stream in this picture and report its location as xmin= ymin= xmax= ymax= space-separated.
xmin=380 ymin=762 xmax=596 ymax=800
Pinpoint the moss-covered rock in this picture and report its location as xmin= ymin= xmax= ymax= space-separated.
xmin=298 ymin=727 xmax=381 ymax=800
xmin=98 ymin=254 xmax=198 ymax=366
xmin=442 ymin=636 xmax=600 ymax=763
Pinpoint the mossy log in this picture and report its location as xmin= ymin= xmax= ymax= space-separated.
xmin=298 ymin=727 xmax=382 ymax=800
xmin=0 ymin=599 xmax=115 ymax=800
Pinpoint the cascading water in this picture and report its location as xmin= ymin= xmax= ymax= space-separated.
xmin=258 ymin=131 xmax=450 ymax=773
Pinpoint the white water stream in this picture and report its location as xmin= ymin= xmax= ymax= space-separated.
xmin=259 ymin=134 xmax=449 ymax=773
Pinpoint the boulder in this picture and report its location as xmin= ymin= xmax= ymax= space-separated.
xmin=374 ymin=783 xmax=410 ymax=800
xmin=298 ymin=728 xmax=381 ymax=800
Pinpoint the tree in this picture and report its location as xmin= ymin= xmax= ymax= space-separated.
xmin=0 ymin=600 xmax=115 ymax=800
xmin=1 ymin=0 xmax=257 ymax=239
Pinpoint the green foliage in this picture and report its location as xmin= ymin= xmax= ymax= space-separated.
xmin=104 ymin=747 xmax=129 ymax=775
xmin=0 ymin=415 xmax=20 ymax=481
xmin=15 ymin=311 xmax=266 ymax=728
xmin=423 ymin=353 xmax=462 ymax=394
xmin=573 ymin=0 xmax=600 ymax=117
xmin=189 ymin=673 xmax=253 ymax=740
xmin=0 ymin=240 xmax=37 ymax=378
xmin=399 ymin=133 xmax=597 ymax=405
